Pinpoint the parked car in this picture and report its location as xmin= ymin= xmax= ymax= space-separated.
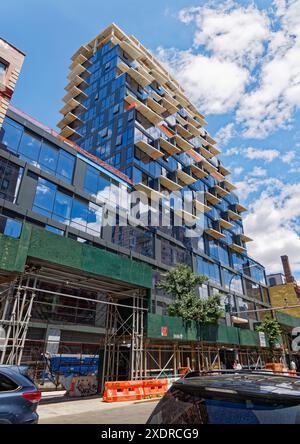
xmin=147 ymin=370 xmax=300 ymax=424
xmin=0 ymin=365 xmax=41 ymax=424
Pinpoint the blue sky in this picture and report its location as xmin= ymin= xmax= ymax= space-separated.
xmin=2 ymin=0 xmax=300 ymax=279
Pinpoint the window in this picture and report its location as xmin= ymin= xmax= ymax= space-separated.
xmin=33 ymin=178 xmax=56 ymax=217
xmin=53 ymin=191 xmax=72 ymax=223
xmin=223 ymin=269 xmax=243 ymax=294
xmin=45 ymin=225 xmax=64 ymax=236
xmin=0 ymin=373 xmax=18 ymax=392
xmin=33 ymin=178 xmax=103 ymax=237
xmin=0 ymin=61 xmax=7 ymax=84
xmin=245 ymin=279 xmax=261 ymax=301
xmin=0 ymin=119 xmax=23 ymax=153
xmin=56 ymin=151 xmax=75 ymax=183
xmin=39 ymin=141 xmax=58 ymax=173
xmin=197 ymin=256 xmax=221 ymax=285
xmin=116 ymin=135 xmax=122 ymax=146
xmin=0 ymin=157 xmax=23 ymax=203
xmin=0 ymin=217 xmax=22 ymax=239
xmin=18 ymin=131 xmax=42 ymax=163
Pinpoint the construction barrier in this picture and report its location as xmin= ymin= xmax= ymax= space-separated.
xmin=289 ymin=370 xmax=297 ymax=377
xmin=143 ymin=379 xmax=168 ymax=399
xmin=103 ymin=379 xmax=169 ymax=403
xmin=103 ymin=381 xmax=144 ymax=403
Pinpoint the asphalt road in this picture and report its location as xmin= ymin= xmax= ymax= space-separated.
xmin=39 ymin=398 xmax=159 ymax=424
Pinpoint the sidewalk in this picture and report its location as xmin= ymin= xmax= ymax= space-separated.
xmin=38 ymin=397 xmax=158 ymax=424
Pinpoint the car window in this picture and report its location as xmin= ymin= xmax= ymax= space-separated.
xmin=148 ymin=387 xmax=209 ymax=424
xmin=148 ymin=385 xmax=300 ymax=424
xmin=0 ymin=373 xmax=18 ymax=392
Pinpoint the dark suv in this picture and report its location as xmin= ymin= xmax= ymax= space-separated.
xmin=0 ymin=365 xmax=41 ymax=424
xmin=147 ymin=371 xmax=300 ymax=424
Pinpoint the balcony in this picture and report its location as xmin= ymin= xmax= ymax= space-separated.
xmin=57 ymin=112 xmax=82 ymax=130
xmin=125 ymin=95 xmax=162 ymax=125
xmin=193 ymin=199 xmax=211 ymax=213
xmin=134 ymin=183 xmax=166 ymax=201
xmin=71 ymin=45 xmax=92 ymax=63
xmin=186 ymin=122 xmax=201 ymax=137
xmin=147 ymin=97 xmax=166 ymax=115
xmin=229 ymin=242 xmax=247 ymax=254
xmin=191 ymin=164 xmax=208 ymax=179
xmin=213 ymin=184 xmax=230 ymax=198
xmin=69 ymin=53 xmax=90 ymax=71
xmin=219 ymin=164 xmax=231 ymax=177
xmin=60 ymin=126 xmax=81 ymax=139
xmin=135 ymin=140 xmax=164 ymax=160
xmin=174 ymin=93 xmax=189 ymax=109
xmin=205 ymin=228 xmax=226 ymax=240
xmin=60 ymin=98 xmax=87 ymax=116
xmin=127 ymin=67 xmax=154 ymax=88
xmin=187 ymin=114 xmax=202 ymax=129
xmin=200 ymin=146 xmax=214 ymax=159
xmin=177 ymin=170 xmax=197 ymax=185
xmin=227 ymin=209 xmax=242 ymax=221
xmin=208 ymin=144 xmax=221 ymax=156
xmin=219 ymin=218 xmax=234 ymax=230
xmin=174 ymin=135 xmax=193 ymax=152
xmin=161 ymin=97 xmax=178 ymax=115
xmin=239 ymin=234 xmax=253 ymax=243
xmin=176 ymin=124 xmax=193 ymax=140
xmin=159 ymin=137 xmax=181 ymax=155
xmin=65 ymin=75 xmax=88 ymax=91
xmin=150 ymin=68 xmax=169 ymax=85
xmin=223 ymin=180 xmax=237 ymax=192
xmin=160 ymin=176 xmax=182 ymax=192
xmin=175 ymin=208 xmax=198 ymax=224
xmin=63 ymin=86 xmax=88 ymax=104
xmin=116 ymin=38 xmax=144 ymax=60
xmin=202 ymin=159 xmax=219 ymax=175
xmin=205 ymin=134 xmax=217 ymax=145
xmin=117 ymin=60 xmax=130 ymax=74
xmin=68 ymin=64 xmax=90 ymax=81
xmin=205 ymin=191 xmax=221 ymax=205
xmin=236 ymin=203 xmax=248 ymax=213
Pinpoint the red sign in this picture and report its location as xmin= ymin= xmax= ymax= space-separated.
xmin=161 ymin=326 xmax=168 ymax=337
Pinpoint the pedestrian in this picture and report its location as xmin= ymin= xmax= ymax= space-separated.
xmin=290 ymin=360 xmax=297 ymax=371
xmin=233 ymin=360 xmax=242 ymax=371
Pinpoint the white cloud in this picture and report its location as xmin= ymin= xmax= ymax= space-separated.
xmin=282 ymin=150 xmax=296 ymax=163
xmin=244 ymin=147 xmax=280 ymax=162
xmin=237 ymin=0 xmax=300 ymax=138
xmin=233 ymin=166 xmax=244 ymax=176
xmin=188 ymin=3 xmax=270 ymax=68
xmin=156 ymin=47 xmax=249 ymax=114
xmin=245 ymin=181 xmax=300 ymax=275
xmin=249 ymin=166 xmax=267 ymax=177
xmin=216 ymin=123 xmax=236 ymax=146
xmin=159 ymin=0 xmax=300 ymax=138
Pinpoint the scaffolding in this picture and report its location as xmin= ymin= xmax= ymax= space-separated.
xmin=0 ymin=266 xmax=148 ymax=386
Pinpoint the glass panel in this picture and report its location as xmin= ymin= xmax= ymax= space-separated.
xmin=45 ymin=225 xmax=64 ymax=236
xmin=84 ymin=166 xmax=98 ymax=195
xmin=39 ymin=141 xmax=58 ymax=173
xmin=0 ymin=120 xmax=23 ymax=153
xmin=3 ymin=218 xmax=22 ymax=238
xmin=33 ymin=178 xmax=56 ymax=216
xmin=87 ymin=203 xmax=102 ymax=235
xmin=0 ymin=157 xmax=23 ymax=203
xmin=53 ymin=191 xmax=72 ymax=223
xmin=18 ymin=131 xmax=41 ymax=163
xmin=71 ymin=199 xmax=88 ymax=228
xmin=57 ymin=151 xmax=75 ymax=183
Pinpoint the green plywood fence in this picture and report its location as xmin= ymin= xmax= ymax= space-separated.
xmin=147 ymin=313 xmax=264 ymax=347
xmin=0 ymin=223 xmax=152 ymax=289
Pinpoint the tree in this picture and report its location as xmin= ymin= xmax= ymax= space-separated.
xmin=256 ymin=317 xmax=282 ymax=360
xmin=157 ymin=263 xmax=223 ymax=323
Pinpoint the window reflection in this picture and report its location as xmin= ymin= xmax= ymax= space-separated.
xmin=0 ymin=156 xmax=23 ymax=203
xmin=33 ymin=178 xmax=103 ymax=237
xmin=0 ymin=118 xmax=75 ymax=184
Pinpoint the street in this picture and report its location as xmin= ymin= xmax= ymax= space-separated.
xmin=38 ymin=398 xmax=159 ymax=424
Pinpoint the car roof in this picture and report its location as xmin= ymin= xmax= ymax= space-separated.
xmin=174 ymin=372 xmax=300 ymax=404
